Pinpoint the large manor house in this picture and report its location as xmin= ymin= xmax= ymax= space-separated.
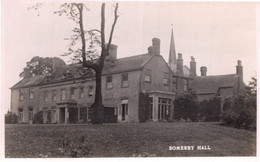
xmin=10 ymin=30 xmax=246 ymax=124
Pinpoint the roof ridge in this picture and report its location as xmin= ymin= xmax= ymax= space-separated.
xmin=195 ymin=73 xmax=237 ymax=78
xmin=116 ymin=53 xmax=150 ymax=60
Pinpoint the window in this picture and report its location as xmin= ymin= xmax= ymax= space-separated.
xmin=29 ymin=89 xmax=34 ymax=99
xmin=61 ymin=89 xmax=66 ymax=100
xmin=121 ymin=73 xmax=129 ymax=87
xmin=172 ymin=77 xmax=178 ymax=91
xmin=144 ymin=69 xmax=151 ymax=83
xmin=52 ymin=90 xmax=57 ymax=102
xmin=79 ymin=87 xmax=84 ymax=98
xmin=184 ymin=79 xmax=188 ymax=91
xmin=106 ymin=75 xmax=113 ymax=89
xmin=163 ymin=72 xmax=169 ymax=85
xmin=28 ymin=107 xmax=33 ymax=121
xmin=158 ymin=98 xmax=171 ymax=120
xmin=19 ymin=90 xmax=24 ymax=101
xmin=88 ymin=86 xmax=94 ymax=97
xmin=70 ymin=88 xmax=75 ymax=100
xmin=44 ymin=91 xmax=49 ymax=103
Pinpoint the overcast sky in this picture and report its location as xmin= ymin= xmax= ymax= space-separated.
xmin=2 ymin=1 xmax=258 ymax=113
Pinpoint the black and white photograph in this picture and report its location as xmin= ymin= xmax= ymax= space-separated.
xmin=1 ymin=0 xmax=258 ymax=160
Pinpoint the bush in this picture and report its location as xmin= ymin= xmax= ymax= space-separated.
xmin=80 ymin=107 xmax=88 ymax=123
xmin=5 ymin=111 xmax=18 ymax=124
xmin=33 ymin=111 xmax=43 ymax=124
xmin=198 ymin=97 xmax=221 ymax=122
xmin=174 ymin=91 xmax=199 ymax=122
xmin=222 ymin=94 xmax=256 ymax=130
xmin=138 ymin=92 xmax=150 ymax=122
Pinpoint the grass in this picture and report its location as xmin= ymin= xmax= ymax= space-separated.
xmin=5 ymin=122 xmax=256 ymax=157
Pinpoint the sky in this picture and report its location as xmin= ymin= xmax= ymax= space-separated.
xmin=1 ymin=1 xmax=258 ymax=113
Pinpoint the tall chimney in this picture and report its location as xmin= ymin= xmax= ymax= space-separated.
xmin=152 ymin=38 xmax=160 ymax=55
xmin=107 ymin=44 xmax=118 ymax=60
xmin=177 ymin=53 xmax=183 ymax=75
xmin=23 ymin=68 xmax=31 ymax=78
xmin=200 ymin=66 xmax=207 ymax=76
xmin=236 ymin=60 xmax=243 ymax=81
xmin=189 ymin=56 xmax=197 ymax=78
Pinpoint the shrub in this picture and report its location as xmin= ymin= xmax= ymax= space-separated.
xmin=222 ymin=94 xmax=256 ymax=130
xmin=138 ymin=92 xmax=150 ymax=122
xmin=174 ymin=91 xmax=199 ymax=122
xmin=5 ymin=111 xmax=18 ymax=124
xmin=198 ymin=97 xmax=221 ymax=122
xmin=79 ymin=107 xmax=88 ymax=123
xmin=33 ymin=111 xmax=43 ymax=124
xmin=222 ymin=109 xmax=238 ymax=126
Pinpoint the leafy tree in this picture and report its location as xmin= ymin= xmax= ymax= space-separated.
xmin=174 ymin=91 xmax=199 ymax=122
xmin=246 ymin=77 xmax=257 ymax=95
xmin=19 ymin=56 xmax=65 ymax=78
xmin=222 ymin=94 xmax=256 ymax=130
xmin=5 ymin=111 xmax=18 ymax=124
xmin=198 ymin=96 xmax=221 ymax=122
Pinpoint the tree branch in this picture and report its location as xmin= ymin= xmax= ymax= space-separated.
xmin=101 ymin=3 xmax=106 ymax=50
xmin=107 ymin=3 xmax=119 ymax=52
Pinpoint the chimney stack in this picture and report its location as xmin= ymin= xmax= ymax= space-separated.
xmin=23 ymin=68 xmax=31 ymax=78
xmin=200 ymin=66 xmax=207 ymax=76
xmin=177 ymin=53 xmax=183 ymax=75
xmin=148 ymin=46 xmax=153 ymax=54
xmin=152 ymin=38 xmax=160 ymax=55
xmin=189 ymin=56 xmax=197 ymax=78
xmin=236 ymin=60 xmax=243 ymax=81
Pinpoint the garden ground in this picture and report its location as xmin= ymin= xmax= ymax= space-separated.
xmin=5 ymin=122 xmax=256 ymax=157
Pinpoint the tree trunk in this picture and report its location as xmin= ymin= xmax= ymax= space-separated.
xmin=91 ymin=69 xmax=104 ymax=124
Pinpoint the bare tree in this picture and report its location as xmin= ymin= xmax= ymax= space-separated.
xmin=54 ymin=3 xmax=119 ymax=124
xmin=29 ymin=2 xmax=119 ymax=124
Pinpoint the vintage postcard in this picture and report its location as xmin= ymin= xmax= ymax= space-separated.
xmin=1 ymin=0 xmax=258 ymax=161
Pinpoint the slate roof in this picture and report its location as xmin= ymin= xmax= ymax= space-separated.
xmin=11 ymin=75 xmax=45 ymax=89
xmin=11 ymin=53 xmax=153 ymax=89
xmin=190 ymin=74 xmax=239 ymax=94
xmin=183 ymin=65 xmax=190 ymax=77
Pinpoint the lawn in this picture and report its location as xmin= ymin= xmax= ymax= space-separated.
xmin=5 ymin=122 xmax=256 ymax=157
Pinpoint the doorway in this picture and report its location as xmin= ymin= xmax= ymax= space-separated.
xmin=59 ymin=108 xmax=65 ymax=124
xmin=121 ymin=103 xmax=128 ymax=121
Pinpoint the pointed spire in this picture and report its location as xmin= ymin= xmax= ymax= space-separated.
xmin=168 ymin=28 xmax=177 ymax=73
